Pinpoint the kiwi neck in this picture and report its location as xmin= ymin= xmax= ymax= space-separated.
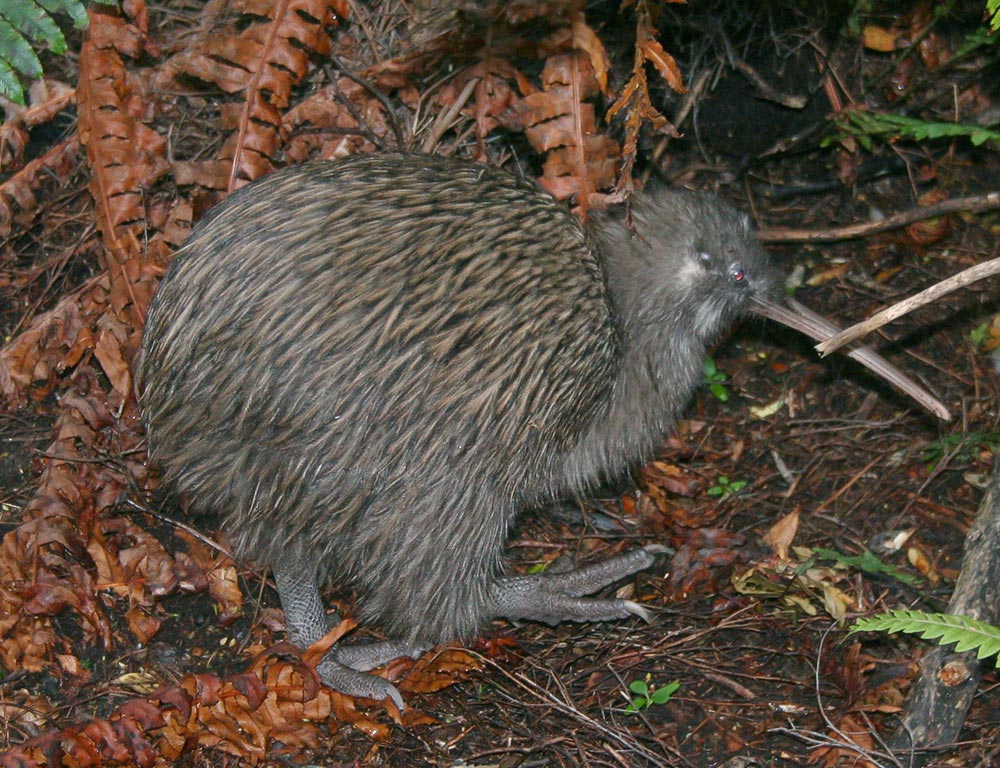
xmin=556 ymin=279 xmax=711 ymax=495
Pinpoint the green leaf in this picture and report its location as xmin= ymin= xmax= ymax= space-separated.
xmin=4 ymin=0 xmax=67 ymax=54
xmin=36 ymin=0 xmax=89 ymax=30
xmin=702 ymin=357 xmax=731 ymax=401
xmin=851 ymin=610 xmax=1000 ymax=666
xmin=625 ymin=697 xmax=644 ymax=712
xmin=649 ymin=681 xmax=680 ymax=704
xmin=921 ymin=430 xmax=1000 ymax=470
xmin=831 ymin=108 xmax=1000 ymax=150
xmin=970 ymin=323 xmax=990 ymax=347
xmin=709 ymin=382 xmax=729 ymax=402
xmin=810 ymin=547 xmax=922 ymax=587
xmin=955 ymin=25 xmax=994 ymax=57
xmin=0 ymin=0 xmax=90 ymax=105
xmin=0 ymin=54 xmax=25 ymax=103
xmin=0 ymin=18 xmax=43 ymax=80
xmin=629 ymin=679 xmax=650 ymax=696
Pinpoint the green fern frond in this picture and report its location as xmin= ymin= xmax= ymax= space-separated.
xmin=37 ymin=0 xmax=89 ymax=30
xmin=989 ymin=0 xmax=1000 ymax=31
xmin=0 ymin=0 xmax=89 ymax=106
xmin=825 ymin=108 xmax=1000 ymax=151
xmin=851 ymin=610 xmax=1000 ymax=666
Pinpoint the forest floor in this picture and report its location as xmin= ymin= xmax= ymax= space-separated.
xmin=1 ymin=1 xmax=999 ymax=766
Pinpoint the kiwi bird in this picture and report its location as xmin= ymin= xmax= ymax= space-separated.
xmin=139 ymin=152 xmax=947 ymax=707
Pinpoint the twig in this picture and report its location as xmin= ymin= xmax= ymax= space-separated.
xmin=124 ymin=498 xmax=234 ymax=559
xmin=758 ymin=192 xmax=1000 ymax=243
xmin=817 ymin=256 xmax=1000 ymax=356
xmin=420 ymin=76 xmax=479 ymax=155
xmin=327 ymin=55 xmax=406 ymax=151
xmin=325 ymin=73 xmax=388 ymax=150
xmin=732 ymin=56 xmax=807 ymax=109
xmin=813 ymin=623 xmax=905 ymax=768
xmin=469 ymin=651 xmax=685 ymax=767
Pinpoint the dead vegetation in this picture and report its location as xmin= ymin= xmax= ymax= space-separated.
xmin=1 ymin=0 xmax=999 ymax=766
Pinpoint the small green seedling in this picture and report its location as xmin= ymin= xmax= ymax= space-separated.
xmin=625 ymin=678 xmax=680 ymax=713
xmin=969 ymin=322 xmax=990 ymax=348
xmin=921 ymin=430 xmax=1000 ymax=470
xmin=707 ymin=475 xmax=747 ymax=499
xmin=702 ymin=357 xmax=730 ymax=402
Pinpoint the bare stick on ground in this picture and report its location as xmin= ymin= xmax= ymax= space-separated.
xmin=757 ymin=192 xmax=1000 ymax=243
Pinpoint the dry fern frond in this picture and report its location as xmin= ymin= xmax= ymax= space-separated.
xmin=156 ymin=0 xmax=348 ymax=190
xmin=608 ymin=0 xmax=686 ymax=186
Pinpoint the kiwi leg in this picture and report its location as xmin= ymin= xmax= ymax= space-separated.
xmin=272 ymin=561 xmax=420 ymax=708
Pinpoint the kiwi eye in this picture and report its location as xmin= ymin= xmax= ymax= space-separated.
xmin=730 ymin=266 xmax=746 ymax=282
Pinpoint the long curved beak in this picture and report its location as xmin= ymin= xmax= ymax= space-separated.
xmin=750 ymin=295 xmax=951 ymax=421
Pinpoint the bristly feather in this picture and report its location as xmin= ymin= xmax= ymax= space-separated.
xmin=139 ymin=153 xmax=780 ymax=643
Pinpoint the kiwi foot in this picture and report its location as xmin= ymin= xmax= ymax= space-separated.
xmin=273 ymin=561 xmax=424 ymax=709
xmin=490 ymin=544 xmax=665 ymax=625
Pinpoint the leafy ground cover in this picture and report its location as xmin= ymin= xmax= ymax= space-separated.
xmin=1 ymin=1 xmax=999 ymax=766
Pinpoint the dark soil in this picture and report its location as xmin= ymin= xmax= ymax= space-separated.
xmin=2 ymin=2 xmax=999 ymax=767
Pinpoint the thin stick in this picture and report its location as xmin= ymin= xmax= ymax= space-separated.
xmin=817 ymin=256 xmax=1000 ymax=356
xmin=420 ymin=76 xmax=480 ymax=155
xmin=732 ymin=56 xmax=807 ymax=109
xmin=758 ymin=191 xmax=1000 ymax=243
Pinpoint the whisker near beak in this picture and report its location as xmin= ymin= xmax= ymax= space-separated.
xmin=750 ymin=295 xmax=951 ymax=422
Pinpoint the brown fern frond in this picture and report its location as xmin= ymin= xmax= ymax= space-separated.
xmin=156 ymin=0 xmax=348 ymax=190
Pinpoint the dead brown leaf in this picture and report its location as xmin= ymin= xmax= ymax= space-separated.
xmin=642 ymin=38 xmax=686 ymax=94
xmin=570 ymin=15 xmax=611 ymax=94
xmin=667 ymin=528 xmax=747 ymax=599
xmin=153 ymin=0 xmax=348 ymax=191
xmin=511 ymin=53 xmax=619 ymax=206
xmin=809 ymin=713 xmax=879 ymax=767
xmin=398 ymin=647 xmax=481 ymax=695
xmin=763 ymin=508 xmax=800 ymax=561
xmin=861 ymin=25 xmax=904 ymax=52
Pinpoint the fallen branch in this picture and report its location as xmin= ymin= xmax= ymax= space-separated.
xmin=888 ymin=455 xmax=1000 ymax=764
xmin=758 ymin=192 xmax=1000 ymax=243
xmin=816 ymin=256 xmax=1000 ymax=355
